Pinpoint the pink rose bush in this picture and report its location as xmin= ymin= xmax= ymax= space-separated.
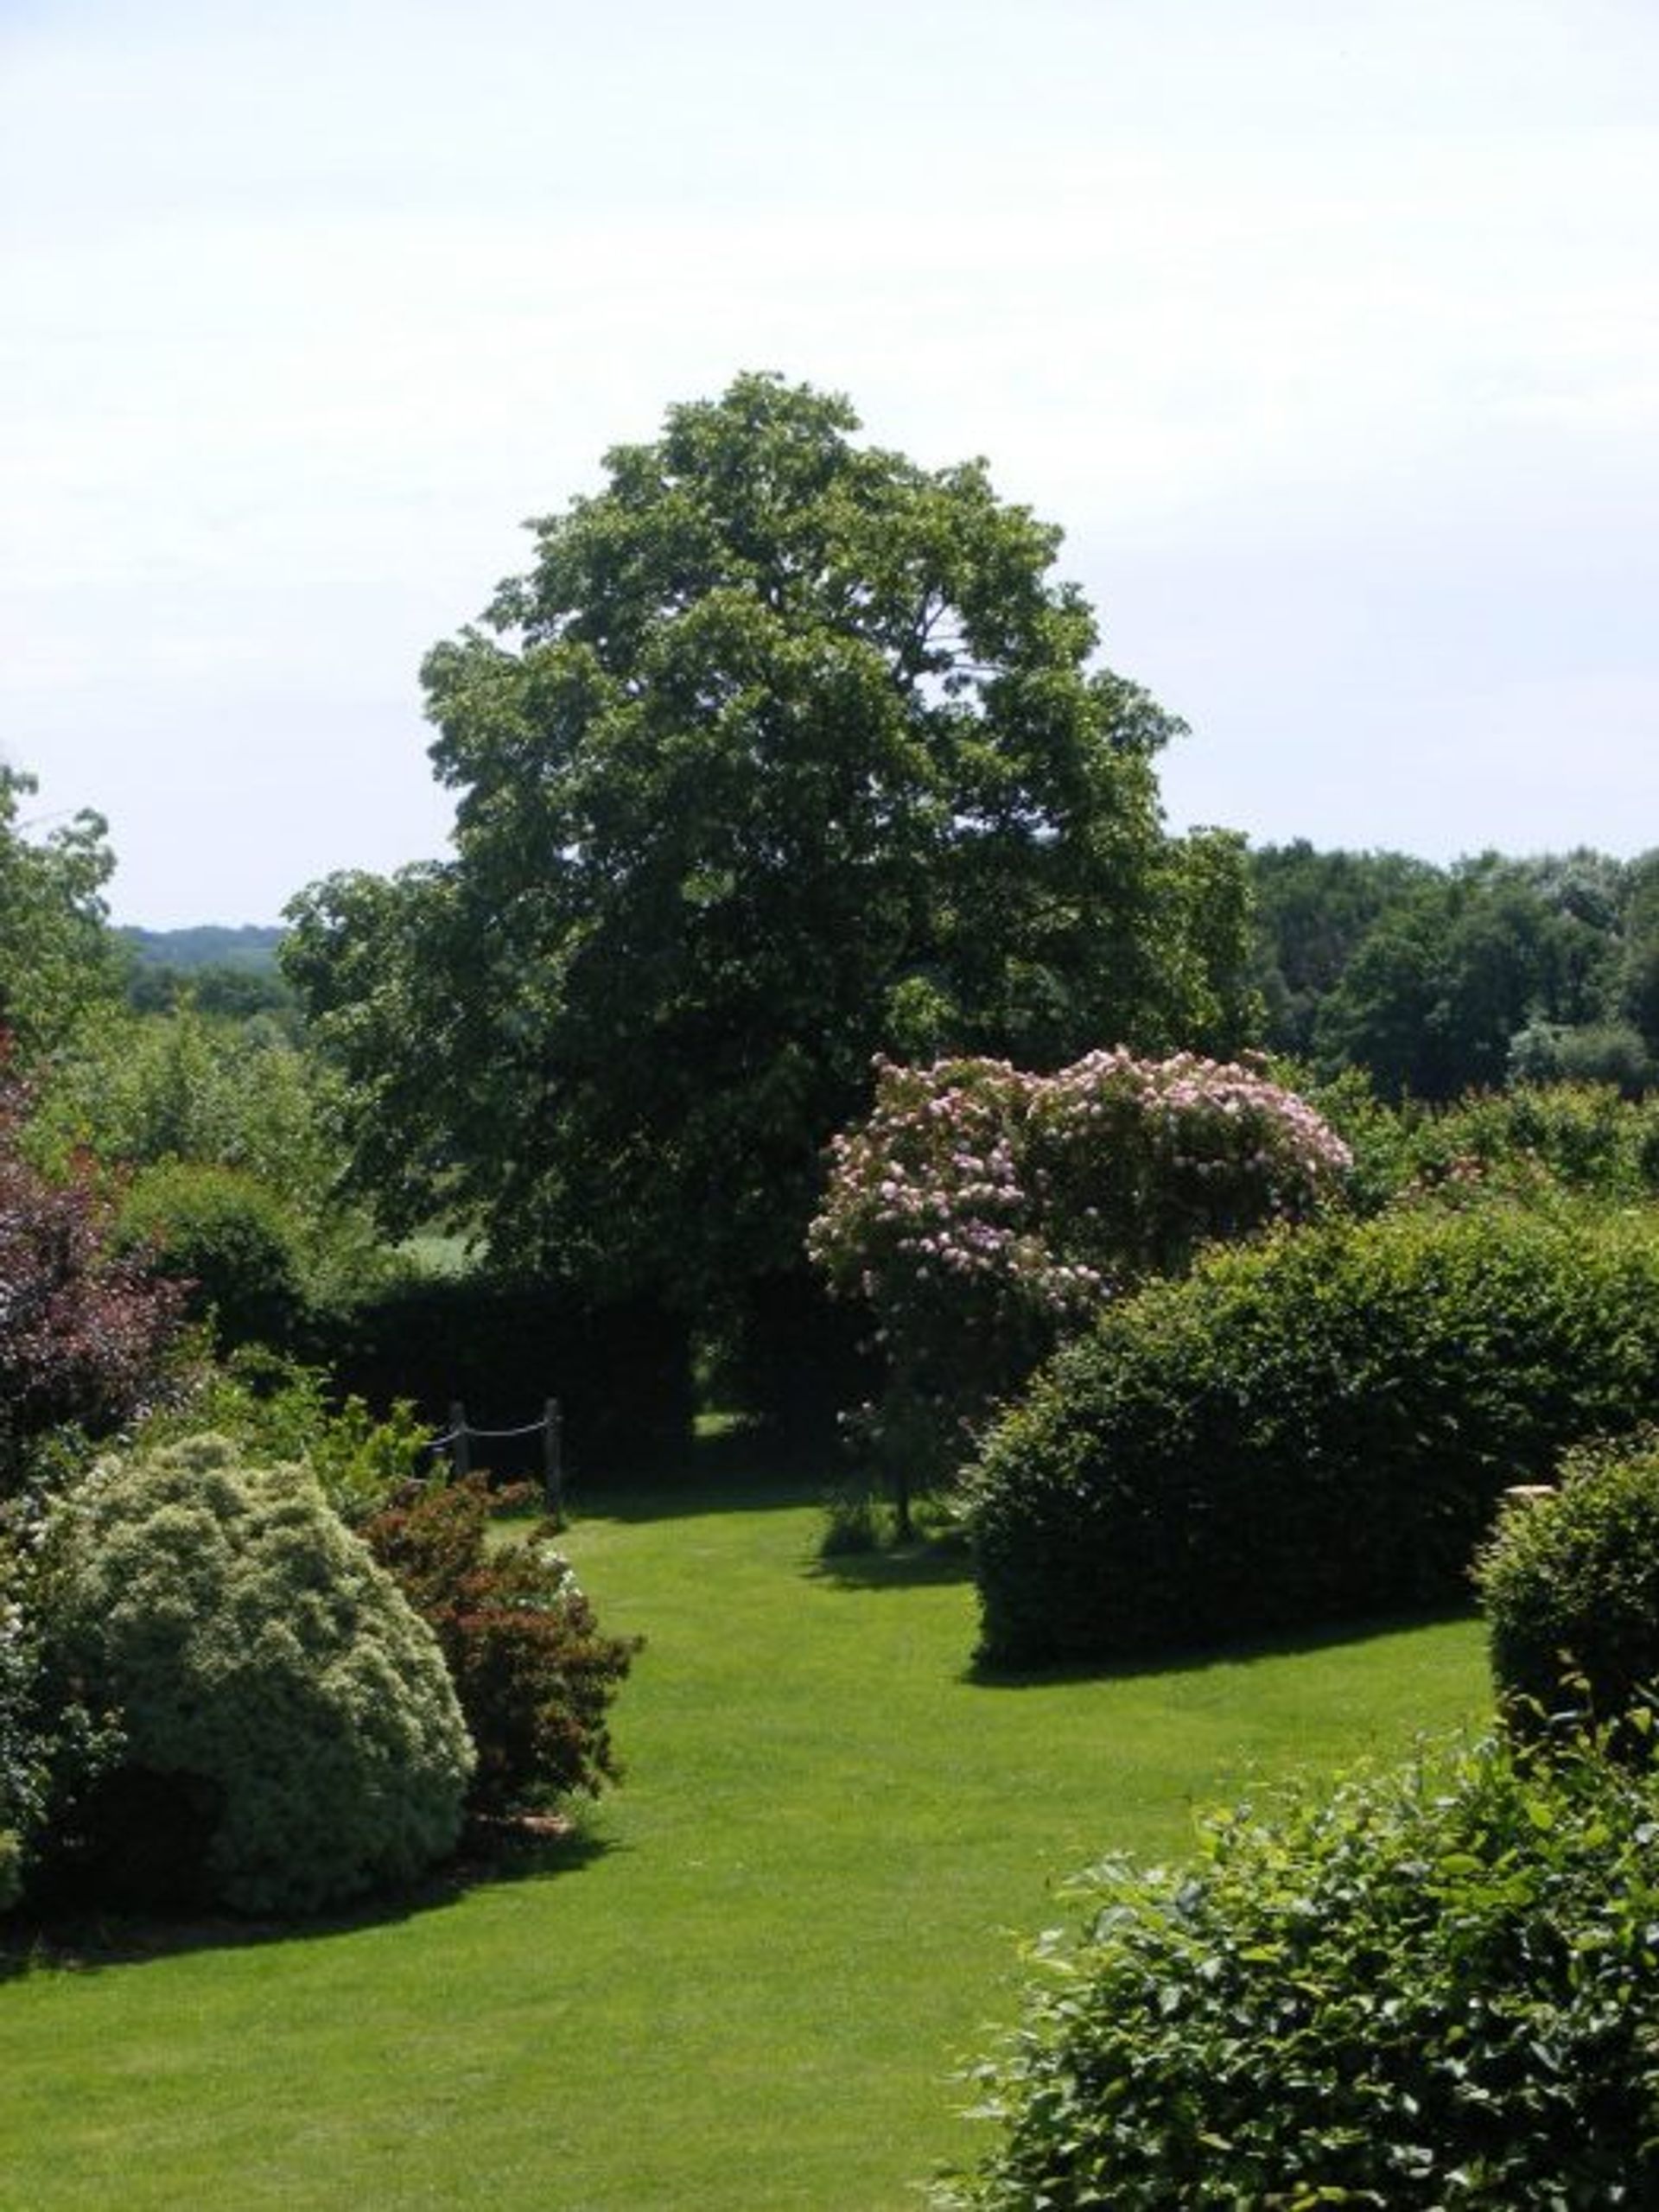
xmin=808 ymin=1049 xmax=1351 ymax=1497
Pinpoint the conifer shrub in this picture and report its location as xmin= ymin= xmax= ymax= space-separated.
xmin=41 ymin=1434 xmax=472 ymax=1913
xmin=939 ymin=1727 xmax=1659 ymax=2209
xmin=966 ymin=1201 xmax=1659 ymax=1665
xmin=1476 ymin=1430 xmax=1659 ymax=1744
xmin=0 ymin=1563 xmax=37 ymax=1911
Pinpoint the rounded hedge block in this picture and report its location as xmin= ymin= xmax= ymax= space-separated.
xmin=966 ymin=1202 xmax=1659 ymax=1665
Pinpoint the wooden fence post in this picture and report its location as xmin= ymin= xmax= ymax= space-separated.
xmin=543 ymin=1398 xmax=563 ymax=1522
xmin=449 ymin=1401 xmax=471 ymax=1479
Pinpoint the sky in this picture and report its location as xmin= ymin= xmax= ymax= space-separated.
xmin=2 ymin=0 xmax=1656 ymax=927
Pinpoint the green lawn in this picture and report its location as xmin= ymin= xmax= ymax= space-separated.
xmin=0 ymin=1460 xmax=1490 ymax=2209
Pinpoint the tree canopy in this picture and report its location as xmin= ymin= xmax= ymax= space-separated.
xmin=1252 ymin=842 xmax=1659 ymax=1098
xmin=0 ymin=766 xmax=121 ymax=1064
xmin=286 ymin=374 xmax=1256 ymax=1318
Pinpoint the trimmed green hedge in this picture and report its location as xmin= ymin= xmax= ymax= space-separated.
xmin=966 ymin=1201 xmax=1659 ymax=1666
xmin=939 ymin=1727 xmax=1659 ymax=2209
xmin=116 ymin=1159 xmax=308 ymax=1352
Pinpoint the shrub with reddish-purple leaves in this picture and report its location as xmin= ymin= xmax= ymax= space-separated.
xmin=0 ymin=1082 xmax=185 ymax=1488
xmin=361 ymin=1477 xmax=640 ymax=1820
xmin=809 ymin=1049 xmax=1350 ymax=1491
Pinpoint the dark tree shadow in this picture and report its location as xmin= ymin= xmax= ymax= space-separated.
xmin=965 ymin=1602 xmax=1482 ymax=1690
xmin=0 ymin=1820 xmax=618 ymax=1984
xmin=806 ymin=1538 xmax=976 ymax=1594
xmin=550 ymin=1421 xmax=837 ymax=1527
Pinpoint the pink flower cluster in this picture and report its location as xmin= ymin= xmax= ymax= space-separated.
xmin=809 ymin=1047 xmax=1351 ymax=1466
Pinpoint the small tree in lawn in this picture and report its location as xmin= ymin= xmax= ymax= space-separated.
xmin=810 ymin=1049 xmax=1350 ymax=1525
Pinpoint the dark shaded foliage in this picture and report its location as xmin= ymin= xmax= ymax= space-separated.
xmin=0 ymin=1080 xmax=184 ymax=1491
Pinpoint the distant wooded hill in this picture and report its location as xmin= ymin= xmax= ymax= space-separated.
xmin=120 ymin=925 xmax=284 ymax=973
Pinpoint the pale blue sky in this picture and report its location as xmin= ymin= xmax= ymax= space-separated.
xmin=3 ymin=0 xmax=1656 ymax=925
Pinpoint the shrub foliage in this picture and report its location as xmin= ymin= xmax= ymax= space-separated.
xmin=966 ymin=1200 xmax=1659 ymax=1665
xmin=1476 ymin=1429 xmax=1659 ymax=1741
xmin=939 ymin=1727 xmax=1659 ymax=2209
xmin=0 ymin=1083 xmax=185 ymax=1491
xmin=41 ymin=1435 xmax=472 ymax=1913
xmin=361 ymin=1477 xmax=639 ymax=1818
xmin=116 ymin=1159 xmax=308 ymax=1352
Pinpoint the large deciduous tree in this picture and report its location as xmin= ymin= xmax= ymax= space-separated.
xmin=285 ymin=374 xmax=1255 ymax=1327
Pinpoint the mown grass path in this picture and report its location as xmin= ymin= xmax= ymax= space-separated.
xmin=0 ymin=1464 xmax=1488 ymax=2209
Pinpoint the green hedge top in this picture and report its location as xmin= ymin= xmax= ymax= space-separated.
xmin=965 ymin=1200 xmax=1659 ymax=1666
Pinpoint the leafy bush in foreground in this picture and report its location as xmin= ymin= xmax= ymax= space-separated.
xmin=939 ymin=1727 xmax=1659 ymax=2209
xmin=1476 ymin=1430 xmax=1659 ymax=1744
xmin=361 ymin=1477 xmax=639 ymax=1818
xmin=41 ymin=1435 xmax=472 ymax=1913
xmin=966 ymin=1200 xmax=1659 ymax=1664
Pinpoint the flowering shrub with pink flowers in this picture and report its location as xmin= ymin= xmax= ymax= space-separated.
xmin=808 ymin=1049 xmax=1351 ymax=1501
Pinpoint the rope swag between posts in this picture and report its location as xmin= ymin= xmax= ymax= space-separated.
xmin=425 ymin=1398 xmax=564 ymax=1516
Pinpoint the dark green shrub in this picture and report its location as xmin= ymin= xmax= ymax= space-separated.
xmin=939 ymin=1727 xmax=1659 ymax=2209
xmin=361 ymin=1477 xmax=639 ymax=1818
xmin=41 ymin=1434 xmax=472 ymax=1913
xmin=1476 ymin=1431 xmax=1659 ymax=1741
xmin=966 ymin=1201 xmax=1659 ymax=1665
xmin=116 ymin=1160 xmax=308 ymax=1352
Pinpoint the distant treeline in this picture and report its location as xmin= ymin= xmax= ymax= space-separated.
xmin=130 ymin=842 xmax=1659 ymax=1103
xmin=120 ymin=924 xmax=283 ymax=972
xmin=1250 ymin=843 xmax=1659 ymax=1097
xmin=118 ymin=925 xmax=291 ymax=1020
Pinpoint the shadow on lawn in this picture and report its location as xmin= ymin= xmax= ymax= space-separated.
xmin=966 ymin=1602 xmax=1481 ymax=1691
xmin=806 ymin=1537 xmax=975 ymax=1594
xmin=0 ymin=1820 xmax=617 ymax=1985
xmin=559 ymin=1421 xmax=836 ymax=1525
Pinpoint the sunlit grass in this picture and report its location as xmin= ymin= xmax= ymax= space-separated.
xmin=0 ymin=1460 xmax=1490 ymax=2209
